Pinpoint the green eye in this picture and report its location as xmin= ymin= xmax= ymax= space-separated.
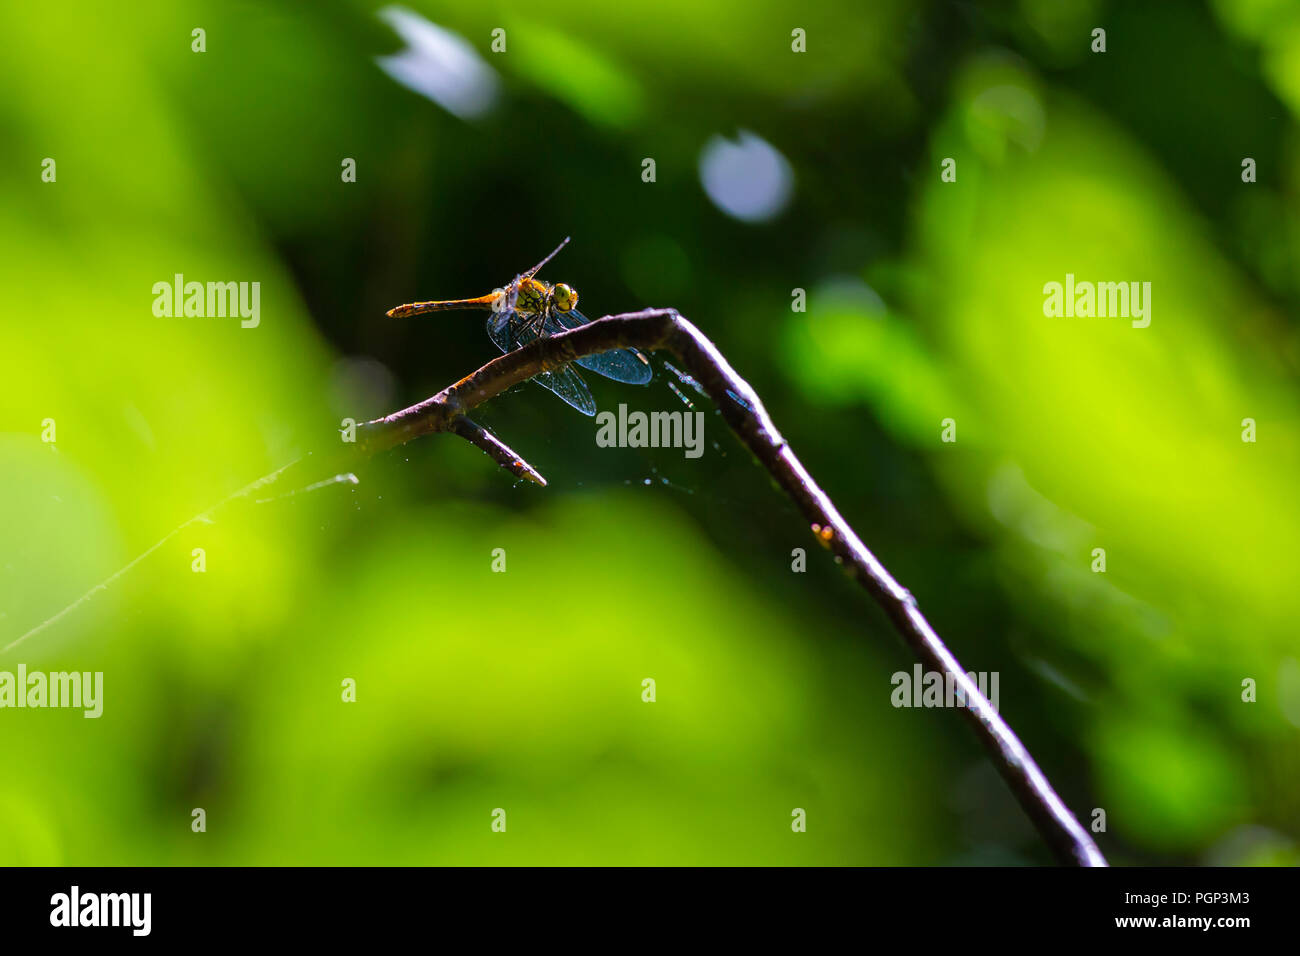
xmin=553 ymin=283 xmax=578 ymax=312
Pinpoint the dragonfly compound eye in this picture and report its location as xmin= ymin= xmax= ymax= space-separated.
xmin=552 ymin=283 xmax=578 ymax=312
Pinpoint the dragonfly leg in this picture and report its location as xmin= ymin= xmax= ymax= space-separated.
xmin=519 ymin=312 xmax=544 ymax=349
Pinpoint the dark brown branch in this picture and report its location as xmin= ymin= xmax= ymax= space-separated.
xmin=8 ymin=305 xmax=1108 ymax=867
xmin=351 ymin=307 xmax=1106 ymax=867
xmin=450 ymin=415 xmax=547 ymax=486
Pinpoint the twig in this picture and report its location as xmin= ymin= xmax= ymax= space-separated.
xmin=450 ymin=415 xmax=547 ymax=486
xmin=6 ymin=306 xmax=1107 ymax=867
xmin=354 ymin=306 xmax=1108 ymax=866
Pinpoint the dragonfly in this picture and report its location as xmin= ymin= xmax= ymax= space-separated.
xmin=386 ymin=238 xmax=652 ymax=415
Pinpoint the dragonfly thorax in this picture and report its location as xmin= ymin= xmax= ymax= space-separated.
xmin=515 ymin=278 xmax=549 ymax=314
xmin=512 ymin=277 xmax=579 ymax=315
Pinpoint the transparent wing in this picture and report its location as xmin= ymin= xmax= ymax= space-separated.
xmin=485 ymin=310 xmax=596 ymax=416
xmin=532 ymin=364 xmax=597 ymax=416
xmin=486 ymin=306 xmax=532 ymax=355
xmin=548 ymin=308 xmax=653 ymax=385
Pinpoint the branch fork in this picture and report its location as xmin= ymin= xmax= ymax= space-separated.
xmin=8 ymin=306 xmax=1107 ymax=867
xmin=351 ymin=306 xmax=1107 ymax=866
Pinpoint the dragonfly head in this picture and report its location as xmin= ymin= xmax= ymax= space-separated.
xmin=552 ymin=282 xmax=579 ymax=313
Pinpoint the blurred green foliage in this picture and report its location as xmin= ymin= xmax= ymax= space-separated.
xmin=2 ymin=0 xmax=1298 ymax=865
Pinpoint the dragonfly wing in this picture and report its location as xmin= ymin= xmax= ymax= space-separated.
xmin=532 ymin=364 xmax=597 ymax=416
xmin=549 ymin=308 xmax=654 ymax=385
xmin=484 ymin=311 xmax=596 ymax=415
xmin=486 ymin=308 xmax=540 ymax=353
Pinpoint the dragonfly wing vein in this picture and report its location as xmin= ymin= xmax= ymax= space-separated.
xmin=484 ymin=311 xmax=596 ymax=415
xmin=533 ymin=364 xmax=596 ymax=416
xmin=550 ymin=309 xmax=653 ymax=384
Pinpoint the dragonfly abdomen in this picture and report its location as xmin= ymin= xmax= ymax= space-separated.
xmin=386 ymin=292 xmax=501 ymax=318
